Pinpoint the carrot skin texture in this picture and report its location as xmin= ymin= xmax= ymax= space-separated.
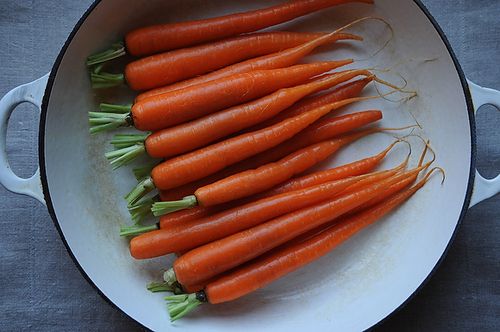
xmin=150 ymin=101 xmax=349 ymax=191
xmin=247 ymin=77 xmax=373 ymax=132
xmin=205 ymin=178 xmax=425 ymax=304
xmin=156 ymin=109 xmax=380 ymax=201
xmin=125 ymin=0 xmax=372 ymax=56
xmin=125 ymin=31 xmax=328 ymax=91
xmin=195 ymin=129 xmax=374 ymax=207
xmin=135 ymin=32 xmax=360 ymax=101
xmin=173 ymin=171 xmax=414 ymax=285
xmin=130 ymin=174 xmax=363 ymax=259
xmin=262 ymin=139 xmax=391 ymax=197
xmin=144 ymin=72 xmax=371 ymax=160
xmin=132 ymin=61 xmax=350 ymax=131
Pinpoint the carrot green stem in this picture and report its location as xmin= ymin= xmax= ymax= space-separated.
xmin=110 ymin=133 xmax=149 ymax=150
xmin=105 ymin=144 xmax=146 ymax=169
xmin=147 ymin=281 xmax=184 ymax=295
xmin=151 ymin=195 xmax=198 ymax=217
xmin=100 ymin=103 xmax=132 ymax=113
xmin=87 ymin=42 xmax=126 ymax=66
xmin=120 ymin=223 xmax=159 ymax=237
xmin=165 ymin=292 xmax=206 ymax=321
xmin=133 ymin=162 xmax=158 ymax=181
xmin=88 ymin=111 xmax=133 ymax=134
xmin=90 ymin=64 xmax=125 ymax=89
xmin=125 ymin=176 xmax=156 ymax=206
xmin=128 ymin=195 xmax=159 ymax=223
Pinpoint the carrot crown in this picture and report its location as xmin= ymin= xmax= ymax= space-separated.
xmin=125 ymin=176 xmax=156 ymax=206
xmin=88 ymin=103 xmax=132 ymax=134
xmin=151 ymin=195 xmax=198 ymax=217
xmin=165 ymin=293 xmax=206 ymax=322
xmin=87 ymin=41 xmax=126 ymax=67
xmin=89 ymin=63 xmax=125 ymax=89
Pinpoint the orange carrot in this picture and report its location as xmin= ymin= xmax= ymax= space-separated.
xmin=156 ymin=79 xmax=373 ymax=201
xmin=261 ymin=140 xmax=406 ymax=197
xmin=113 ymin=73 xmax=375 ymax=165
xmin=130 ymin=174 xmax=367 ymax=259
xmin=125 ymin=0 xmax=372 ymax=56
xmin=170 ymin=167 xmax=428 ymax=286
xmin=125 ymin=31 xmax=358 ymax=91
xmin=195 ymin=170 xmax=439 ymax=308
xmin=90 ymin=61 xmax=351 ymax=135
xmin=135 ymin=30 xmax=361 ymax=101
xmin=125 ymin=99 xmax=361 ymax=206
xmin=122 ymin=139 xmax=401 ymax=237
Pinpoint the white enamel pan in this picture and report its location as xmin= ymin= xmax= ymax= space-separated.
xmin=0 ymin=0 xmax=499 ymax=331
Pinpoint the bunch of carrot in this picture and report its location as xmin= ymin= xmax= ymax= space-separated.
xmin=87 ymin=0 xmax=440 ymax=323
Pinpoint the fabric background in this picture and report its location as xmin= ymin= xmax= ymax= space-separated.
xmin=0 ymin=0 xmax=498 ymax=330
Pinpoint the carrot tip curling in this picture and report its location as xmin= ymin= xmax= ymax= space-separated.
xmin=125 ymin=176 xmax=155 ymax=206
xmin=165 ymin=293 xmax=205 ymax=322
xmin=89 ymin=64 xmax=125 ymax=89
xmin=151 ymin=195 xmax=198 ymax=217
xmin=87 ymin=41 xmax=126 ymax=67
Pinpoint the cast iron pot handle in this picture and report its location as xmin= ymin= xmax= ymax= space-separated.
xmin=0 ymin=74 xmax=49 ymax=205
xmin=468 ymin=80 xmax=500 ymax=207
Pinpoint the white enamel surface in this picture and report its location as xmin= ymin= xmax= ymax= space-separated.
xmin=0 ymin=74 xmax=48 ymax=204
xmin=467 ymin=81 xmax=500 ymax=207
xmin=39 ymin=0 xmax=477 ymax=331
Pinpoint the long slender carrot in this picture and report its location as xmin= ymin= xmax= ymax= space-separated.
xmin=90 ymin=61 xmax=351 ymax=134
xmin=107 ymin=72 xmax=375 ymax=168
xmin=122 ymin=139 xmax=402 ymax=237
xmin=124 ymin=0 xmax=372 ymax=56
xmin=167 ymin=167 xmax=427 ymax=286
xmin=131 ymin=174 xmax=368 ymax=259
xmin=135 ymin=28 xmax=362 ymax=101
xmin=155 ymin=79 xmax=374 ymax=201
xmin=151 ymin=128 xmax=377 ymax=216
xmin=125 ymin=31 xmax=358 ymax=91
xmin=262 ymin=139 xmax=405 ymax=197
xmin=163 ymin=169 xmax=441 ymax=320
xmin=125 ymin=99 xmax=365 ymax=206
xmin=247 ymin=77 xmax=373 ymax=132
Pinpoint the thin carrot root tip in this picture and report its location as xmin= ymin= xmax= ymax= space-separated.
xmin=151 ymin=195 xmax=198 ymax=217
xmin=125 ymin=176 xmax=156 ymax=206
xmin=425 ymin=167 xmax=446 ymax=184
xmin=88 ymin=104 xmax=132 ymax=134
xmin=350 ymin=17 xmax=394 ymax=62
xmin=87 ymin=41 xmax=126 ymax=66
xmin=133 ymin=162 xmax=158 ymax=181
xmin=147 ymin=281 xmax=182 ymax=294
xmin=89 ymin=64 xmax=125 ymax=89
xmin=165 ymin=293 xmax=203 ymax=322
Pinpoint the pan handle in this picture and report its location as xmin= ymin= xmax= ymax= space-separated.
xmin=467 ymin=80 xmax=500 ymax=207
xmin=0 ymin=74 xmax=49 ymax=205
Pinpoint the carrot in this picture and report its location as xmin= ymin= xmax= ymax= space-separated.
xmin=122 ymin=139 xmax=403 ymax=237
xmin=89 ymin=61 xmax=351 ymax=135
xmin=261 ymin=140 xmax=407 ymax=197
xmin=135 ymin=29 xmax=361 ymax=101
xmin=165 ymin=167 xmax=430 ymax=287
xmin=106 ymin=72 xmax=375 ymax=168
xmin=163 ymin=168 xmax=442 ymax=320
xmin=127 ymin=0 xmax=372 ymax=56
xmin=151 ymin=128 xmax=377 ymax=216
xmin=154 ymin=79 xmax=374 ymax=201
xmin=124 ymin=99 xmax=368 ymax=206
xmin=247 ymin=77 xmax=373 ymax=132
xmin=124 ymin=31 xmax=358 ymax=91
xmin=130 ymin=173 xmax=367 ymax=259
